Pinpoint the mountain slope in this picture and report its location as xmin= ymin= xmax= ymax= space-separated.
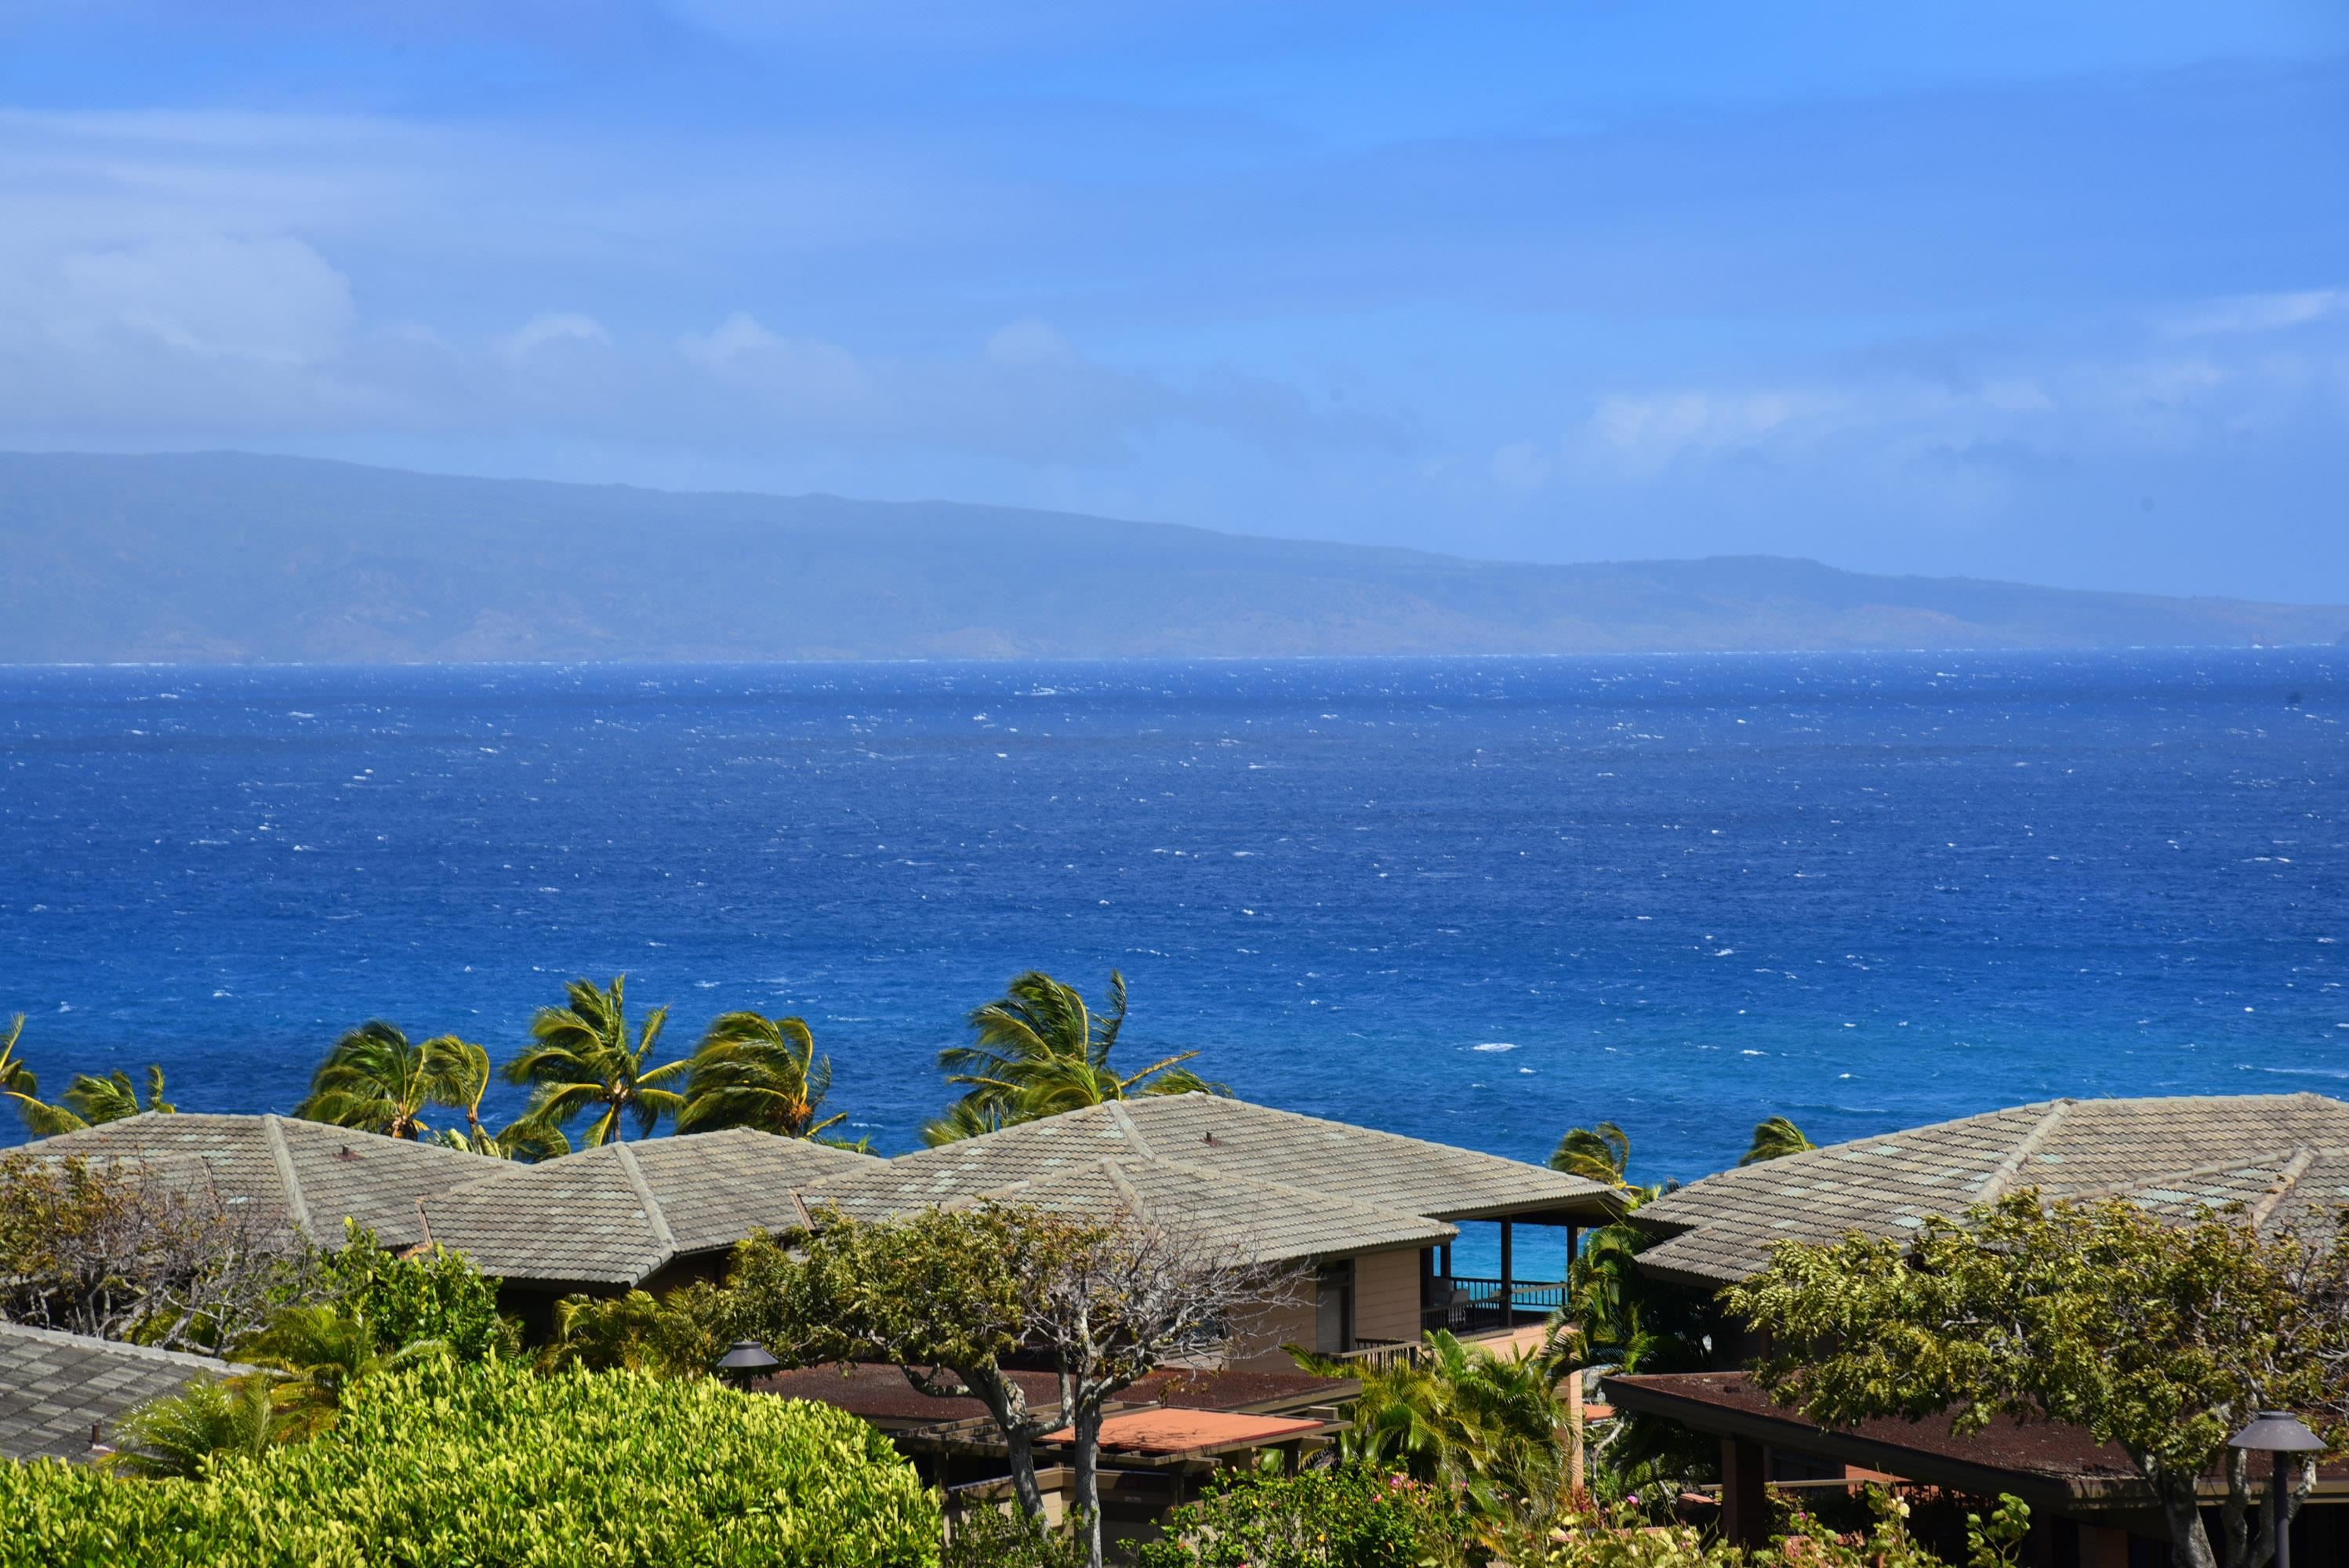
xmin=1 ymin=451 xmax=2340 ymax=661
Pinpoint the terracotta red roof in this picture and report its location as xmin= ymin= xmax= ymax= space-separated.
xmin=1044 ymin=1407 xmax=1327 ymax=1456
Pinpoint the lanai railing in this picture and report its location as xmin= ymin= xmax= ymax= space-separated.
xmin=1421 ymin=1275 xmax=1565 ymax=1336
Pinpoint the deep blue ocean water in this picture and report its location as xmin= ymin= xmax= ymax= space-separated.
xmin=3 ymin=652 xmax=2344 ymax=1221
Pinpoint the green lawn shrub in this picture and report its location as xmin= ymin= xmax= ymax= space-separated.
xmin=0 ymin=1359 xmax=940 ymax=1567
xmin=1136 ymin=1464 xmax=1476 ymax=1568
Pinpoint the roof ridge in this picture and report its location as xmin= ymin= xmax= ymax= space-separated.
xmin=0 ymin=1316 xmax=253 ymax=1372
xmin=1105 ymin=1101 xmax=1156 ymax=1161
xmin=2247 ymin=1147 xmax=2319 ymax=1229
xmin=1129 ymin=1095 xmax=1616 ymax=1195
xmin=1096 ymin=1156 xmax=1153 ymax=1221
xmin=260 ymin=1114 xmax=314 ymax=1241
xmin=1973 ymin=1100 xmax=2076 ymax=1205
xmin=610 ymin=1142 xmax=676 ymax=1251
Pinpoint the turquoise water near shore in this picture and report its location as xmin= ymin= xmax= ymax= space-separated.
xmin=2 ymin=652 xmax=2342 ymax=1210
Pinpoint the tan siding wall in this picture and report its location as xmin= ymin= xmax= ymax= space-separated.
xmin=1226 ymin=1279 xmax=1319 ymax=1372
xmin=1353 ymin=1247 xmax=1422 ymax=1344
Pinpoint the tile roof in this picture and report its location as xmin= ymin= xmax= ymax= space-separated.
xmin=0 ymin=1320 xmax=244 ymax=1464
xmin=13 ymin=1113 xmax=483 ymax=1248
xmin=420 ymin=1129 xmax=879 ymax=1287
xmin=799 ymin=1094 xmax=1615 ymax=1267
xmin=1631 ymin=1092 xmax=2349 ymax=1288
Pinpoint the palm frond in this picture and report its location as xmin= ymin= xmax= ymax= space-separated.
xmin=1740 ymin=1114 xmax=1816 ymax=1166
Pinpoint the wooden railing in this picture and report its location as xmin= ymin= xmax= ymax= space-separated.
xmin=1421 ymin=1275 xmax=1566 ymax=1334
xmin=1333 ymin=1338 xmax=1425 ymax=1370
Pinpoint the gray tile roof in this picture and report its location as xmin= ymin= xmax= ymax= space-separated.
xmin=14 ymin=1113 xmax=485 ymax=1248
xmin=0 ymin=1320 xmax=242 ymax=1463
xmin=801 ymin=1095 xmax=1614 ymax=1265
xmin=420 ymin=1129 xmax=880 ymax=1287
xmin=1631 ymin=1092 xmax=2349 ymax=1288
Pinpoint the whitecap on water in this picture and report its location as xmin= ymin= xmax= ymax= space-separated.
xmin=1471 ymin=1043 xmax=1517 ymax=1052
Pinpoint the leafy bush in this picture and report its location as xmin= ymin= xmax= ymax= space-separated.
xmin=942 ymin=1504 xmax=1090 ymax=1568
xmin=320 ymin=1222 xmax=510 ymax=1359
xmin=2 ymin=1359 xmax=941 ymax=1567
xmin=1136 ymin=1464 xmax=1476 ymax=1568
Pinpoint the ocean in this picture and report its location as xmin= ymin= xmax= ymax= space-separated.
xmin=2 ymin=652 xmax=2343 ymax=1213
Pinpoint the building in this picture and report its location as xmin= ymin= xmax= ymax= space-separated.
xmin=794 ymin=1094 xmax=1622 ymax=1367
xmin=1610 ymin=1092 xmax=2349 ymax=1564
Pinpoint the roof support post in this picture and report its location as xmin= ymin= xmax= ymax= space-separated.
xmin=1720 ymin=1436 xmax=1768 ymax=1550
xmin=1499 ymin=1220 xmax=1514 ymax=1326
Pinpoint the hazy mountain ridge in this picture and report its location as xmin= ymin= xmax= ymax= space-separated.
xmin=2 ymin=451 xmax=2341 ymax=662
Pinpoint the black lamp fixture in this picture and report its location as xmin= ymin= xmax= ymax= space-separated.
xmin=2228 ymin=1410 xmax=2325 ymax=1568
xmin=714 ymin=1338 xmax=779 ymax=1390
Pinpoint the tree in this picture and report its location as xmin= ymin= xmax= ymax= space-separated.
xmin=1295 ymin=1328 xmax=1574 ymax=1536
xmin=503 ymin=975 xmax=688 ymax=1145
xmin=238 ymin=1302 xmax=453 ymax=1440
xmin=1549 ymin=1122 xmax=1633 ymax=1189
xmin=0 ymin=1152 xmax=308 ymax=1351
xmin=677 ymin=1010 xmax=846 ymax=1139
xmin=1739 ymin=1115 xmax=1815 ymax=1165
xmin=105 ymin=1373 xmax=284 ymax=1479
xmin=924 ymin=970 xmax=1219 ymax=1145
xmin=1727 ymin=1193 xmax=2349 ymax=1568
xmin=1 ymin=1014 xmax=67 ymax=1135
xmin=538 ymin=1287 xmax=717 ymax=1377
xmin=717 ymin=1204 xmax=1073 ymax=1520
xmin=294 ymin=1022 xmax=485 ymax=1140
xmin=1023 ymin=1202 xmax=1291 ymax=1568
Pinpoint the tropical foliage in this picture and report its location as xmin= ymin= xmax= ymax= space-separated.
xmin=1294 ymin=1330 xmax=1574 ymax=1545
xmin=924 ymin=970 xmax=1218 ymax=1145
xmin=314 ymin=1223 xmax=507 ymax=1360
xmin=503 ymin=975 xmax=690 ymax=1146
xmin=1738 ymin=1115 xmax=1814 ymax=1165
xmin=6 ymin=1359 xmax=942 ymax=1568
xmin=293 ymin=1021 xmax=488 ymax=1141
xmin=2 ymin=1016 xmax=178 ymax=1134
xmin=677 ymin=1010 xmax=845 ymax=1138
xmin=1730 ymin=1192 xmax=2349 ymax=1568
xmin=103 ymin=1374 xmax=283 ymax=1480
xmin=538 ymin=1287 xmax=719 ymax=1377
xmin=1548 ymin=1121 xmax=1634 ymax=1189
xmin=1137 ymin=1462 xmax=1477 ymax=1568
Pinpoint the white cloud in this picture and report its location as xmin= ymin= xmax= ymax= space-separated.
xmin=44 ymin=234 xmax=354 ymax=365
xmin=497 ymin=311 xmax=609 ymax=358
xmin=2164 ymin=288 xmax=2347 ymax=338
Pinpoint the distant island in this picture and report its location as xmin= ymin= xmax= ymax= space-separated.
xmin=2 ymin=450 xmax=2342 ymax=662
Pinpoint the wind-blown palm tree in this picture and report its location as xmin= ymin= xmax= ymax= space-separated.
xmin=1548 ymin=1121 xmax=1633 ymax=1189
xmin=4 ymin=1018 xmax=178 ymax=1134
xmin=503 ymin=975 xmax=688 ymax=1146
xmin=1740 ymin=1114 xmax=1816 ymax=1165
xmin=676 ymin=1011 xmax=845 ymax=1138
xmin=296 ymin=1022 xmax=485 ymax=1141
xmin=922 ymin=971 xmax=1218 ymax=1145
xmin=239 ymin=1303 xmax=450 ymax=1440
xmin=1 ymin=1014 xmax=64 ymax=1134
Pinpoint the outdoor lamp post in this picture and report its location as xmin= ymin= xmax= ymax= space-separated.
xmin=714 ymin=1339 xmax=779 ymax=1391
xmin=2228 ymin=1410 xmax=2325 ymax=1568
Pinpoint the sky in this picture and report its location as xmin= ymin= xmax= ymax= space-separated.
xmin=1 ymin=1 xmax=2345 ymax=600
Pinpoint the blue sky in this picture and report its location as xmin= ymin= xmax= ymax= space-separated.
xmin=2 ymin=2 xmax=2344 ymax=598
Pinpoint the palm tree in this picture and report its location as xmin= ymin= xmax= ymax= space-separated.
xmin=431 ymin=1115 xmax=572 ymax=1162
xmin=1549 ymin=1121 xmax=1632 ymax=1188
xmin=676 ymin=1011 xmax=845 ymax=1138
xmin=296 ymin=1022 xmax=485 ymax=1141
xmin=1740 ymin=1114 xmax=1816 ymax=1165
xmin=0 ymin=1014 xmax=69 ymax=1135
xmin=923 ymin=971 xmax=1218 ymax=1145
xmin=503 ymin=975 xmax=688 ymax=1146
xmin=104 ymin=1374 xmax=282 ymax=1479
xmin=238 ymin=1303 xmax=449 ymax=1440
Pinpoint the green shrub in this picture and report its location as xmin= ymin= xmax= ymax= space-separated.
xmin=942 ymin=1504 xmax=1089 ymax=1568
xmin=1136 ymin=1463 xmax=1476 ymax=1568
xmin=321 ymin=1221 xmax=510 ymax=1359
xmin=0 ymin=1359 xmax=940 ymax=1567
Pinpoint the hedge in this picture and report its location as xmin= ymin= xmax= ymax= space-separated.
xmin=0 ymin=1359 xmax=940 ymax=1567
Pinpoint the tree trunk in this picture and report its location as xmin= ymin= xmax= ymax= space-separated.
xmin=963 ymin=1365 xmax=1047 ymax=1520
xmin=1072 ymin=1396 xmax=1104 ymax=1568
xmin=2157 ymin=1471 xmax=2220 ymax=1568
